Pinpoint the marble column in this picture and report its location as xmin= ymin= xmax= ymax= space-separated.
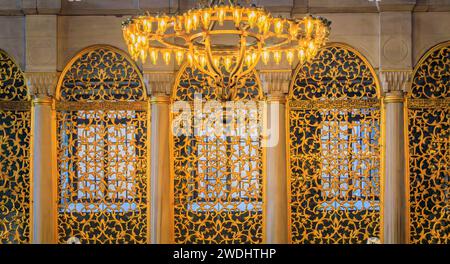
xmin=145 ymin=72 xmax=174 ymax=244
xmin=25 ymin=72 xmax=59 ymax=244
xmin=380 ymin=70 xmax=411 ymax=244
xmin=260 ymin=71 xmax=291 ymax=244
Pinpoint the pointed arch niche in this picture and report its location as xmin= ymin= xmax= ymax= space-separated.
xmin=287 ymin=43 xmax=383 ymax=243
xmin=55 ymin=45 xmax=150 ymax=244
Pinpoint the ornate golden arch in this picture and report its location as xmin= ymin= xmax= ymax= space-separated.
xmin=56 ymin=44 xmax=147 ymax=102
xmin=407 ymin=40 xmax=450 ymax=244
xmin=55 ymin=45 xmax=150 ymax=244
xmin=287 ymin=42 xmax=383 ymax=243
xmin=170 ymin=63 xmax=265 ymax=244
xmin=0 ymin=49 xmax=31 ymax=243
xmin=288 ymin=42 xmax=381 ymax=100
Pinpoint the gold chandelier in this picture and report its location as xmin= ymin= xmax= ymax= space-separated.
xmin=122 ymin=0 xmax=331 ymax=98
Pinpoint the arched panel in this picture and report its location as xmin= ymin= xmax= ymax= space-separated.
xmin=407 ymin=41 xmax=449 ymax=244
xmin=56 ymin=45 xmax=150 ymax=244
xmin=171 ymin=64 xmax=264 ymax=243
xmin=0 ymin=49 xmax=31 ymax=243
xmin=287 ymin=43 xmax=382 ymax=243
xmin=57 ymin=46 xmax=146 ymax=102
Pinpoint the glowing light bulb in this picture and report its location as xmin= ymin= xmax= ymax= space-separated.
xmin=163 ymin=50 xmax=171 ymax=65
xmin=187 ymin=53 xmax=193 ymax=66
xmin=289 ymin=23 xmax=298 ymax=38
xmin=218 ymin=7 xmax=225 ymax=26
xmin=306 ymin=17 xmax=313 ymax=37
xmin=308 ymin=42 xmax=316 ymax=56
xmin=298 ymin=49 xmax=305 ymax=64
xmin=158 ymin=18 xmax=167 ymax=33
xmin=129 ymin=33 xmax=136 ymax=44
xmin=201 ymin=10 xmax=211 ymax=29
xmin=273 ymin=51 xmax=282 ymax=64
xmin=274 ymin=19 xmax=283 ymax=34
xmin=233 ymin=8 xmax=242 ymax=26
xmin=143 ymin=18 xmax=152 ymax=32
xmin=257 ymin=15 xmax=267 ymax=33
xmin=176 ymin=50 xmax=184 ymax=65
xmin=140 ymin=49 xmax=147 ymax=63
xmin=150 ymin=49 xmax=158 ymax=64
xmin=248 ymin=10 xmax=257 ymax=28
xmin=185 ymin=16 xmax=192 ymax=33
xmin=192 ymin=12 xmax=199 ymax=30
xmin=261 ymin=51 xmax=270 ymax=65
xmin=286 ymin=50 xmax=294 ymax=65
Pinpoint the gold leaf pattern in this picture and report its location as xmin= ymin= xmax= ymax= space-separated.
xmin=408 ymin=41 xmax=450 ymax=244
xmin=288 ymin=44 xmax=381 ymax=243
xmin=0 ymin=49 xmax=31 ymax=244
xmin=172 ymin=65 xmax=264 ymax=243
xmin=56 ymin=46 xmax=149 ymax=244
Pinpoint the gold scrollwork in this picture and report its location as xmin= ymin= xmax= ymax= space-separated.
xmin=407 ymin=41 xmax=450 ymax=244
xmin=0 ymin=49 xmax=31 ymax=244
xmin=57 ymin=46 xmax=146 ymax=102
xmin=0 ymin=50 xmax=29 ymax=102
xmin=171 ymin=64 xmax=264 ymax=243
xmin=287 ymin=43 xmax=382 ymax=243
xmin=56 ymin=45 xmax=150 ymax=244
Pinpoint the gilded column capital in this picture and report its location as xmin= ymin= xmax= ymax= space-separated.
xmin=266 ymin=94 xmax=287 ymax=103
xmin=24 ymin=72 xmax=59 ymax=99
xmin=150 ymin=95 xmax=171 ymax=104
xmin=379 ymin=70 xmax=412 ymax=94
xmin=259 ymin=70 xmax=292 ymax=97
xmin=143 ymin=71 xmax=175 ymax=96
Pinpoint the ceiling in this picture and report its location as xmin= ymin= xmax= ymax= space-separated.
xmin=0 ymin=0 xmax=449 ymax=16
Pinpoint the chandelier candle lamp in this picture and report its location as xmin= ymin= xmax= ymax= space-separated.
xmin=122 ymin=0 xmax=331 ymax=99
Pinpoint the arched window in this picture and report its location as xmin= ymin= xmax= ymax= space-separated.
xmin=56 ymin=45 xmax=150 ymax=243
xmin=171 ymin=64 xmax=264 ymax=243
xmin=0 ymin=49 xmax=31 ymax=243
xmin=287 ymin=43 xmax=382 ymax=243
xmin=407 ymin=41 xmax=449 ymax=244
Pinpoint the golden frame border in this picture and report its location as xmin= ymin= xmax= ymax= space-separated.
xmin=169 ymin=62 xmax=267 ymax=244
xmin=55 ymin=44 xmax=147 ymax=102
xmin=285 ymin=42 xmax=384 ymax=244
xmin=54 ymin=44 xmax=151 ymax=244
xmin=404 ymin=40 xmax=450 ymax=244
xmin=0 ymin=48 xmax=33 ymax=244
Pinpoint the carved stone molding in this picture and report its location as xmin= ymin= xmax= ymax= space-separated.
xmin=259 ymin=70 xmax=292 ymax=97
xmin=24 ymin=72 xmax=59 ymax=98
xmin=143 ymin=71 xmax=175 ymax=96
xmin=379 ymin=70 xmax=412 ymax=94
